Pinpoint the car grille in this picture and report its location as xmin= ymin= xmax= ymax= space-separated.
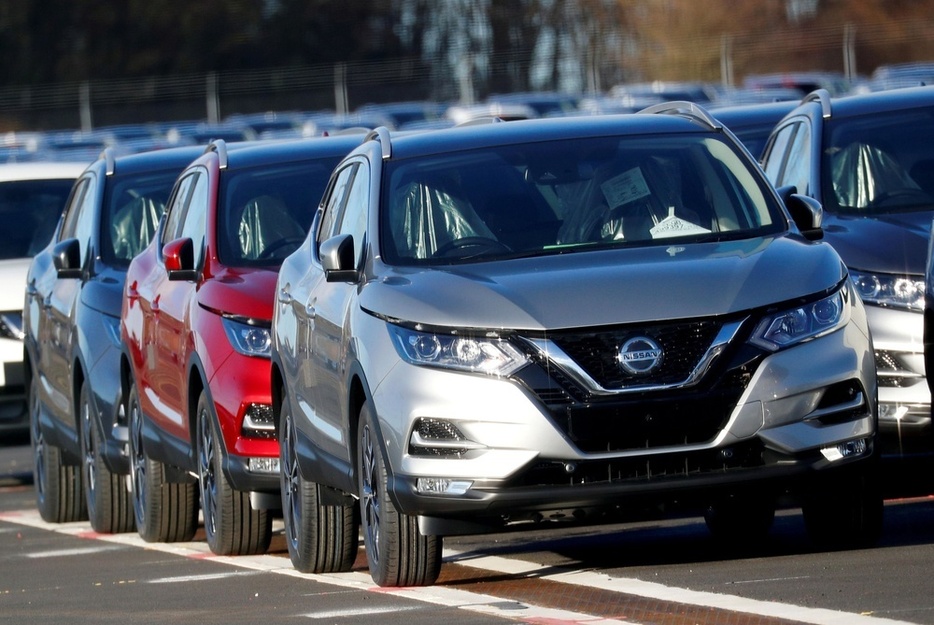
xmin=549 ymin=321 xmax=721 ymax=388
xmin=514 ymin=318 xmax=759 ymax=454
xmin=874 ymin=350 xmax=924 ymax=388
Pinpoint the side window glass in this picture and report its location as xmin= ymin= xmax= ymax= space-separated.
xmin=61 ymin=176 xmax=98 ymax=262
xmin=178 ymin=171 xmax=209 ymax=267
xmin=161 ymin=172 xmax=197 ymax=245
xmin=337 ymin=162 xmax=370 ymax=265
xmin=60 ymin=177 xmax=92 ymax=240
xmin=317 ymin=164 xmax=356 ymax=247
xmin=761 ymin=124 xmax=796 ymax=185
xmin=778 ymin=122 xmax=811 ymax=195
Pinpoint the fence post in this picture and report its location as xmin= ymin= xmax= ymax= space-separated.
xmin=79 ymin=81 xmax=92 ymax=131
xmin=206 ymin=72 xmax=220 ymax=123
xmin=334 ymin=63 xmax=348 ymax=114
xmin=843 ymin=24 xmax=857 ymax=81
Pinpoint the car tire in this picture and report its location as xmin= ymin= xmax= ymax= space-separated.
xmin=358 ymin=401 xmax=441 ymax=587
xmin=127 ymin=381 xmax=198 ymax=543
xmin=704 ymin=491 xmax=775 ymax=546
xmin=802 ymin=463 xmax=883 ymax=549
xmin=280 ymin=400 xmax=358 ymax=573
xmin=31 ymin=375 xmax=86 ymax=523
xmin=196 ymin=391 xmax=272 ymax=556
xmin=79 ymin=380 xmax=134 ymax=533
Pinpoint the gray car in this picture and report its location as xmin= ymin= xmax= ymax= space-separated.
xmin=272 ymin=106 xmax=880 ymax=587
xmin=762 ymin=87 xmax=934 ymax=487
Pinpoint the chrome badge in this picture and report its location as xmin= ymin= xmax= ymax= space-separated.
xmin=618 ymin=336 xmax=663 ymax=376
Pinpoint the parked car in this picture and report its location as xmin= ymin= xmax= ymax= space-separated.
xmin=120 ymin=135 xmax=360 ymax=554
xmin=24 ymin=146 xmax=205 ymax=529
xmin=271 ymin=107 xmax=881 ymax=587
xmin=1 ymin=162 xmax=84 ymax=438
xmin=761 ymin=86 xmax=934 ymax=489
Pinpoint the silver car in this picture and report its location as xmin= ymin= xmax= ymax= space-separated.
xmin=272 ymin=106 xmax=880 ymax=587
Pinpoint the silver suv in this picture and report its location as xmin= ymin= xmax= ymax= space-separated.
xmin=271 ymin=105 xmax=881 ymax=587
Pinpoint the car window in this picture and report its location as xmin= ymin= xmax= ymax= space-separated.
xmin=822 ymin=106 xmax=934 ymax=215
xmin=0 ymin=177 xmax=77 ymax=260
xmin=161 ymin=171 xmax=199 ymax=245
xmin=317 ymin=164 xmax=356 ymax=248
xmin=60 ymin=175 xmax=98 ymax=264
xmin=178 ymin=169 xmax=209 ymax=267
xmin=761 ymin=123 xmax=796 ymax=184
xmin=778 ymin=121 xmax=811 ymax=194
xmin=217 ymin=159 xmax=336 ymax=267
xmin=382 ymin=134 xmax=783 ymax=265
xmin=103 ymin=169 xmax=180 ymax=266
xmin=335 ymin=160 xmax=370 ymax=265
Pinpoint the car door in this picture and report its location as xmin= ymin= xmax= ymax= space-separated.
xmin=137 ymin=168 xmax=207 ymax=440
xmin=306 ymin=159 xmax=369 ymax=461
xmin=39 ymin=173 xmax=99 ymax=426
xmin=288 ymin=162 xmax=356 ymax=457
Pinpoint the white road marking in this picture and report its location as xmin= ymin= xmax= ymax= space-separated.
xmin=149 ymin=571 xmax=262 ymax=583
xmin=24 ymin=545 xmax=123 ymax=558
xmin=0 ymin=509 xmax=916 ymax=625
xmin=302 ymin=606 xmax=422 ymax=619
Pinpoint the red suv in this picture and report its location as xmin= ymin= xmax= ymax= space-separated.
xmin=120 ymin=136 xmax=359 ymax=554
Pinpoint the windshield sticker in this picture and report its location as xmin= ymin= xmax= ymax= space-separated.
xmin=650 ymin=207 xmax=712 ymax=239
xmin=601 ymin=167 xmax=651 ymax=209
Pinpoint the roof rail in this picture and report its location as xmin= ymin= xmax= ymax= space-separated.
xmin=364 ymin=126 xmax=392 ymax=160
xmin=206 ymin=138 xmax=229 ymax=169
xmin=637 ymin=100 xmax=722 ymax=131
xmin=102 ymin=147 xmax=117 ymax=176
xmin=802 ymin=89 xmax=832 ymax=119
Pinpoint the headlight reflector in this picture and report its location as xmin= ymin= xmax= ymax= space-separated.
xmin=390 ymin=325 xmax=528 ymax=376
xmin=850 ymin=269 xmax=923 ymax=311
xmin=751 ymin=286 xmax=850 ymax=351
xmin=222 ymin=316 xmax=271 ymax=358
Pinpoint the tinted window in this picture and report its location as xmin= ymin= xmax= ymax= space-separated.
xmin=217 ymin=158 xmax=338 ymax=267
xmin=0 ymin=178 xmax=77 ymax=259
xmin=382 ymin=134 xmax=783 ymax=265
xmin=103 ymin=169 xmax=184 ymax=265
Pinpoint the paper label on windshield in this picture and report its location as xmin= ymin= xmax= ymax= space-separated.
xmin=650 ymin=213 xmax=712 ymax=239
xmin=601 ymin=167 xmax=651 ymax=209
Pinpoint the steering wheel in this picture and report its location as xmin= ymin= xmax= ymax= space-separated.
xmin=258 ymin=236 xmax=306 ymax=260
xmin=867 ymin=188 xmax=933 ymax=208
xmin=432 ymin=236 xmax=512 ymax=259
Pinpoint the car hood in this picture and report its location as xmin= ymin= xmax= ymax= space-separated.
xmin=0 ymin=258 xmax=30 ymax=312
xmin=360 ymin=235 xmax=846 ymax=331
xmin=199 ymin=266 xmax=278 ymax=322
xmin=822 ymin=210 xmax=933 ymax=276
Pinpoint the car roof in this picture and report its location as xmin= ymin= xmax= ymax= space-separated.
xmin=0 ymin=161 xmax=86 ymax=182
xmin=222 ymin=134 xmax=364 ymax=169
xmin=791 ymin=84 xmax=934 ymax=121
xmin=101 ymin=144 xmax=208 ymax=176
xmin=371 ymin=111 xmax=726 ymax=161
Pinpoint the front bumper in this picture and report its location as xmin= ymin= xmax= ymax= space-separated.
xmin=370 ymin=316 xmax=876 ymax=530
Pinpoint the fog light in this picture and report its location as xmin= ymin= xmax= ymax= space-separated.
xmin=820 ymin=437 xmax=869 ymax=462
xmin=242 ymin=403 xmax=276 ymax=439
xmin=409 ymin=418 xmax=482 ymax=457
xmin=416 ymin=477 xmax=472 ymax=495
xmin=878 ymin=403 xmax=909 ymax=422
xmin=248 ymin=457 xmax=280 ymax=474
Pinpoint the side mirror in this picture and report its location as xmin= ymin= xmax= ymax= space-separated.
xmin=778 ymin=186 xmax=823 ymax=241
xmin=320 ymin=234 xmax=358 ymax=283
xmin=163 ymin=237 xmax=199 ymax=281
xmin=52 ymin=238 xmax=82 ymax=279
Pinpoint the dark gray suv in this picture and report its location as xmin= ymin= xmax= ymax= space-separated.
xmin=272 ymin=106 xmax=880 ymax=587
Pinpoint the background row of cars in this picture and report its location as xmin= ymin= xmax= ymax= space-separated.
xmin=6 ymin=63 xmax=934 ymax=165
xmin=3 ymin=79 xmax=934 ymax=587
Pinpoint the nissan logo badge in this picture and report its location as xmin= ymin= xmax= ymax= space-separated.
xmin=618 ymin=336 xmax=663 ymax=376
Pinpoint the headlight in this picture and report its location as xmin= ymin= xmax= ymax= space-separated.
xmin=750 ymin=286 xmax=850 ymax=351
xmin=222 ymin=316 xmax=271 ymax=358
xmin=389 ymin=325 xmax=528 ymax=376
xmin=849 ymin=269 xmax=923 ymax=311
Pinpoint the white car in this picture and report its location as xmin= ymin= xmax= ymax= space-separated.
xmin=0 ymin=162 xmax=84 ymax=435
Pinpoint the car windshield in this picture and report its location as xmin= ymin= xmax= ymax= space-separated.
xmin=217 ymin=159 xmax=338 ymax=267
xmin=0 ymin=178 xmax=75 ymax=260
xmin=382 ymin=133 xmax=782 ymax=265
xmin=822 ymin=106 xmax=934 ymax=215
xmin=103 ymin=169 xmax=182 ymax=266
